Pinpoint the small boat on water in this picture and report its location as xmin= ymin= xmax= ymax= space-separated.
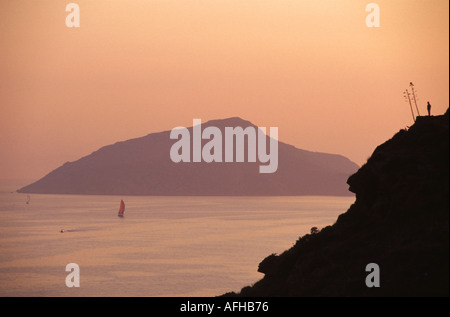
xmin=26 ymin=195 xmax=30 ymax=205
xmin=118 ymin=200 xmax=125 ymax=217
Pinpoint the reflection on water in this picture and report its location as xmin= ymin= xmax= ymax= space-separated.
xmin=0 ymin=186 xmax=354 ymax=296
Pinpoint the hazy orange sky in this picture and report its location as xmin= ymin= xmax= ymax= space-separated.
xmin=1 ymin=0 xmax=448 ymax=182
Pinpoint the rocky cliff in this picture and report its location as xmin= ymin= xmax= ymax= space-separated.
xmin=227 ymin=110 xmax=449 ymax=296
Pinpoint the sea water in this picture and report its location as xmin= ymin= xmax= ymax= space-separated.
xmin=0 ymin=181 xmax=354 ymax=297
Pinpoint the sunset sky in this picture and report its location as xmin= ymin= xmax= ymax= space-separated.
xmin=1 ymin=0 xmax=448 ymax=182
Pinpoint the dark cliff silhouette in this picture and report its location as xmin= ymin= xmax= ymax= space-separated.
xmin=17 ymin=117 xmax=358 ymax=196
xmin=225 ymin=110 xmax=449 ymax=296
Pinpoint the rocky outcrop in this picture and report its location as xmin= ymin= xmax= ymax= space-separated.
xmin=226 ymin=110 xmax=449 ymax=296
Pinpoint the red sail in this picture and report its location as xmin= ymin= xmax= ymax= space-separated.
xmin=118 ymin=200 xmax=125 ymax=216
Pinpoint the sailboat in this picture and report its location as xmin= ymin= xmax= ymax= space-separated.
xmin=26 ymin=195 xmax=30 ymax=205
xmin=118 ymin=200 xmax=125 ymax=217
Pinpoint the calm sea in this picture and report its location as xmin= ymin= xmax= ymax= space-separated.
xmin=0 ymin=180 xmax=354 ymax=297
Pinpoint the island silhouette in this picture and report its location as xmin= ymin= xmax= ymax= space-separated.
xmin=18 ymin=117 xmax=358 ymax=196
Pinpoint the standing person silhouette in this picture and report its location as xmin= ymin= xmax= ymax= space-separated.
xmin=427 ymin=102 xmax=431 ymax=116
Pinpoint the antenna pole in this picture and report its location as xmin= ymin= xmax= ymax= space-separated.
xmin=405 ymin=89 xmax=415 ymax=122
xmin=410 ymin=83 xmax=421 ymax=116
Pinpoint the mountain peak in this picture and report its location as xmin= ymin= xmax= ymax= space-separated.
xmin=201 ymin=117 xmax=256 ymax=128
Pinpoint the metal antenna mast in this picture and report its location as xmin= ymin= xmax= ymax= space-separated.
xmin=404 ymin=89 xmax=415 ymax=122
xmin=409 ymin=82 xmax=420 ymax=116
